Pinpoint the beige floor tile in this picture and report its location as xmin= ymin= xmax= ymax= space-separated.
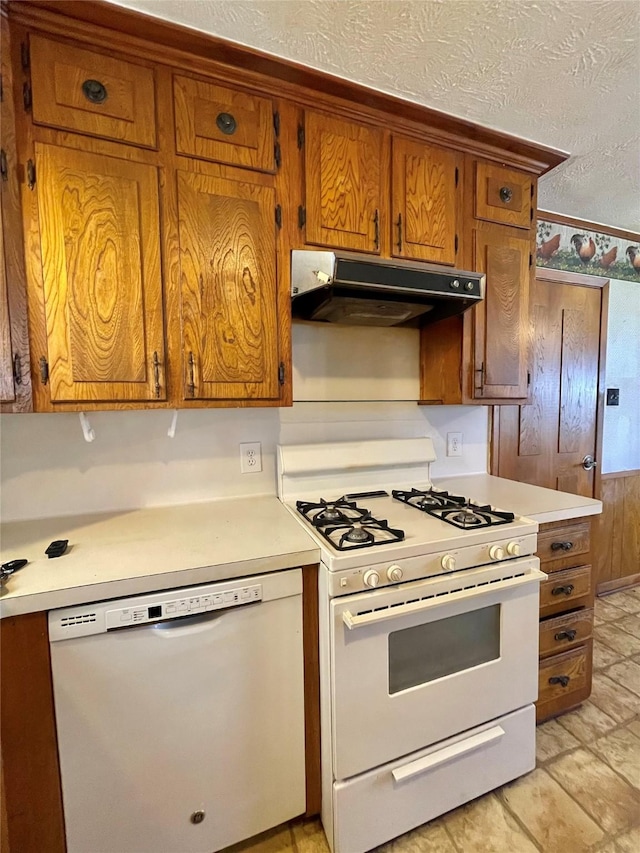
xmin=291 ymin=818 xmax=329 ymax=853
xmin=442 ymin=792 xmax=538 ymax=853
xmin=614 ymin=824 xmax=640 ymax=852
xmin=547 ymin=748 xmax=640 ymax=834
xmin=223 ymin=824 xmax=295 ymax=853
xmin=594 ymin=641 xmax=626 ymax=670
xmin=595 ymin=624 xmax=640 ymax=657
xmin=500 ymin=767 xmax=604 ymax=852
xmin=605 ymin=660 xmax=640 ymax=697
xmin=590 ymin=672 xmax=640 ymax=723
xmin=596 ymin=843 xmax=618 ymax=853
xmin=557 ymin=700 xmax=618 ymax=743
xmin=595 ymin=598 xmax=630 ymax=623
xmin=606 ymin=592 xmax=640 ymax=615
xmin=536 ymin=717 xmax=581 ymax=763
xmin=627 ymin=719 xmax=640 ymax=739
xmin=616 ymin=614 xmax=640 ymax=640
xmin=374 ymin=819 xmax=457 ymax=852
xmin=591 ymin=727 xmax=640 ymax=790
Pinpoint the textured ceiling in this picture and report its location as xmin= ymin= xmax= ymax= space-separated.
xmin=109 ymin=0 xmax=640 ymax=231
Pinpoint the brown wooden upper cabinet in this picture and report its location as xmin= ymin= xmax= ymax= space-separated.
xmin=472 ymin=221 xmax=531 ymax=399
xmin=0 ymin=208 xmax=16 ymax=404
xmin=29 ymin=35 xmax=157 ymax=149
xmin=177 ymin=170 xmax=281 ymax=402
xmin=173 ymin=75 xmax=277 ymax=172
xmin=391 ymin=137 xmax=461 ymax=265
xmin=475 ymin=162 xmax=533 ymax=230
xmin=303 ymin=111 xmax=383 ymax=253
xmin=34 ymin=143 xmax=167 ymax=403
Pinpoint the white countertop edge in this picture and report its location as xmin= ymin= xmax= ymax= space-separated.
xmin=521 ymin=504 xmax=602 ymax=525
xmin=0 ymin=548 xmax=320 ymax=620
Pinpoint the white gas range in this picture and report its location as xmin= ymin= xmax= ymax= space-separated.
xmin=278 ymin=438 xmax=545 ymax=853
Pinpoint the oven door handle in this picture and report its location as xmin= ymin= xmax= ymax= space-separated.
xmin=391 ymin=725 xmax=505 ymax=783
xmin=341 ymin=570 xmax=543 ymax=630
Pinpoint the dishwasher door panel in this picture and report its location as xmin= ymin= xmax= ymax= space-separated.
xmin=50 ymin=582 xmax=305 ymax=853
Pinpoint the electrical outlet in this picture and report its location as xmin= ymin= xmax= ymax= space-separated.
xmin=447 ymin=432 xmax=463 ymax=457
xmin=240 ymin=442 xmax=262 ymax=473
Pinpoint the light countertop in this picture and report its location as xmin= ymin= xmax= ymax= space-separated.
xmin=432 ymin=474 xmax=602 ymax=524
xmin=0 ymin=497 xmax=319 ymax=618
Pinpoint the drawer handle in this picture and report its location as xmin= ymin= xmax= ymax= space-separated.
xmin=551 ymin=541 xmax=574 ymax=551
xmin=82 ymin=79 xmax=108 ymax=104
xmin=549 ymin=675 xmax=570 ymax=688
xmin=551 ymin=584 xmax=575 ymax=596
xmin=373 ymin=208 xmax=380 ymax=250
xmin=216 ymin=112 xmax=237 ymax=135
xmin=554 ymin=629 xmax=577 ymax=642
xmin=499 ymin=186 xmax=513 ymax=203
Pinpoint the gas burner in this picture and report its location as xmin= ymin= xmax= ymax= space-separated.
xmin=343 ymin=524 xmax=373 ymax=545
xmin=323 ymin=515 xmax=405 ymax=552
xmin=431 ymin=503 xmax=516 ymax=531
xmin=451 ymin=508 xmax=484 ymax=527
xmin=392 ymin=488 xmax=467 ymax=511
xmin=296 ymin=498 xmax=366 ymax=528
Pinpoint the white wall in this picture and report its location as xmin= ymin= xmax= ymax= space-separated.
xmin=601 ymin=278 xmax=640 ymax=473
xmin=0 ymin=403 xmax=489 ymax=522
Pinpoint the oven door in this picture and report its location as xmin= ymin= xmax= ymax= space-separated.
xmin=330 ymin=557 xmax=543 ymax=780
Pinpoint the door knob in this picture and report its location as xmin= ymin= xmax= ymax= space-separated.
xmin=582 ymin=455 xmax=597 ymax=471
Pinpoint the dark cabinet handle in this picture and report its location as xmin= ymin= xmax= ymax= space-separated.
xmin=397 ymin=213 xmax=403 ymax=252
xmin=549 ymin=675 xmax=570 ymax=688
xmin=12 ymin=353 xmax=22 ymax=386
xmin=187 ymin=351 xmax=196 ymax=397
xmin=82 ymin=79 xmax=108 ymax=104
xmin=554 ymin=629 xmax=577 ymax=642
xmin=499 ymin=186 xmax=513 ymax=203
xmin=551 ymin=541 xmax=574 ymax=551
xmin=0 ymin=149 xmax=7 ymax=182
xmin=373 ymin=209 xmax=380 ymax=250
xmin=152 ymin=351 xmax=161 ymax=398
xmin=216 ymin=112 xmax=237 ymax=135
xmin=552 ymin=584 xmax=575 ymax=596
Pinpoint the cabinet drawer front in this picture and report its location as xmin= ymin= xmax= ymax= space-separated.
xmin=538 ymin=522 xmax=590 ymax=571
xmin=540 ymin=565 xmax=592 ymax=617
xmin=30 ymin=35 xmax=156 ymax=148
xmin=475 ymin=162 xmax=532 ymax=229
xmin=536 ymin=642 xmax=592 ymax=722
xmin=539 ymin=608 xmax=593 ymax=658
xmin=173 ymin=75 xmax=275 ymax=172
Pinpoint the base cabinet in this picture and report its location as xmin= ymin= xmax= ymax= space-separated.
xmin=536 ymin=517 xmax=594 ymax=723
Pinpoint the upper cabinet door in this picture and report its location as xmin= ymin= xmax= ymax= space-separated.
xmin=473 ymin=222 xmax=531 ymax=400
xmin=36 ymin=143 xmax=166 ymax=402
xmin=0 ymin=207 xmax=16 ymax=403
xmin=173 ymin=75 xmax=276 ymax=172
xmin=304 ymin=112 xmax=382 ymax=253
xmin=30 ymin=35 xmax=157 ymax=149
xmin=391 ymin=138 xmax=460 ymax=265
xmin=475 ymin=162 xmax=533 ymax=230
xmin=177 ymin=171 xmax=280 ymax=401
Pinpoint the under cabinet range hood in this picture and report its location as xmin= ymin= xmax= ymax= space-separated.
xmin=291 ymin=250 xmax=485 ymax=327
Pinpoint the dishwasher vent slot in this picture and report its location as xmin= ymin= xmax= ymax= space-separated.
xmin=60 ymin=613 xmax=97 ymax=627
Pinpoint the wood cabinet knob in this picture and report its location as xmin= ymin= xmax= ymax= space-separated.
xmin=499 ymin=186 xmax=513 ymax=203
xmin=82 ymin=79 xmax=108 ymax=104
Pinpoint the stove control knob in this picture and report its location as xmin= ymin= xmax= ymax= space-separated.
xmin=387 ymin=565 xmax=403 ymax=582
xmin=363 ymin=570 xmax=380 ymax=588
xmin=507 ymin=542 xmax=521 ymax=556
xmin=489 ymin=545 xmax=506 ymax=561
xmin=441 ymin=555 xmax=456 ymax=572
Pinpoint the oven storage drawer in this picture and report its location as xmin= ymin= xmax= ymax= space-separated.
xmin=539 ymin=564 xmax=592 ymax=617
xmin=536 ymin=642 xmax=592 ymax=723
xmin=537 ymin=522 xmax=591 ymax=571
xmin=539 ymin=608 xmax=593 ymax=658
xmin=332 ymin=705 xmax=535 ymax=853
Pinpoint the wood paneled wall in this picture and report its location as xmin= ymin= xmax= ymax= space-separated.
xmin=594 ymin=471 xmax=640 ymax=594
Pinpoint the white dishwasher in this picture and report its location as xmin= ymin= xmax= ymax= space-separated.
xmin=48 ymin=569 xmax=306 ymax=853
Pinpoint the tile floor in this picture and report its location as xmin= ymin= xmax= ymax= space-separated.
xmin=228 ymin=589 xmax=640 ymax=853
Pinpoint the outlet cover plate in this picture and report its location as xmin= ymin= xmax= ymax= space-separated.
xmin=240 ymin=442 xmax=262 ymax=473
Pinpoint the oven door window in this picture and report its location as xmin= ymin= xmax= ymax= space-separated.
xmin=388 ymin=604 xmax=501 ymax=694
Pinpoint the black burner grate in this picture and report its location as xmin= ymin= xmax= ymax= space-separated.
xmin=296 ymin=498 xmax=405 ymax=551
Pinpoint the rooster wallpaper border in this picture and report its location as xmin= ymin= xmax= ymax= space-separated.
xmin=536 ymin=220 xmax=640 ymax=283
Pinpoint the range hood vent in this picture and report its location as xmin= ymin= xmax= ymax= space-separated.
xmin=291 ymin=250 xmax=485 ymax=327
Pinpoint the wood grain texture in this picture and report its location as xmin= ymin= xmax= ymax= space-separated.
xmin=475 ymin=162 xmax=532 ymax=229
xmin=30 ymin=33 xmax=157 ymax=148
xmin=536 ymin=641 xmax=592 ymax=723
xmin=391 ymin=136 xmax=460 ymax=264
xmin=473 ymin=221 xmax=530 ymax=397
xmin=535 ymin=267 xmax=609 ymax=289
xmin=0 ymin=612 xmax=66 ymax=853
xmin=304 ymin=111 xmax=382 ymax=252
xmin=173 ymin=73 xmax=274 ymax=172
xmin=539 ymin=564 xmax=592 ymax=618
xmin=537 ymin=522 xmax=591 ymax=572
xmin=36 ymin=142 xmax=166 ymax=401
xmin=302 ymin=564 xmax=321 ymax=817
xmin=177 ymin=169 xmax=279 ymax=400
xmin=558 ymin=308 xmax=597 ymax=453
xmin=0 ymin=204 xmax=15 ymax=402
xmin=594 ymin=473 xmax=640 ymax=592
xmin=538 ymin=608 xmax=593 ymax=659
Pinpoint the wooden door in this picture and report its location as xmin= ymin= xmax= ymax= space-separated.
xmin=36 ymin=143 xmax=166 ymax=402
xmin=495 ymin=278 xmax=602 ymax=497
xmin=391 ymin=137 xmax=460 ymax=264
xmin=304 ymin=112 xmax=382 ymax=253
xmin=177 ymin=170 xmax=280 ymax=401
xmin=473 ymin=222 xmax=531 ymax=399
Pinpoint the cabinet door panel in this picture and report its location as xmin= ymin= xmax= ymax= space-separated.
xmin=36 ymin=144 xmax=166 ymax=402
xmin=177 ymin=171 xmax=279 ymax=400
xmin=304 ymin=112 xmax=382 ymax=252
xmin=392 ymin=138 xmax=459 ymax=264
xmin=475 ymin=162 xmax=532 ymax=229
xmin=473 ymin=223 xmax=530 ymax=399
xmin=0 ymin=206 xmax=15 ymax=402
